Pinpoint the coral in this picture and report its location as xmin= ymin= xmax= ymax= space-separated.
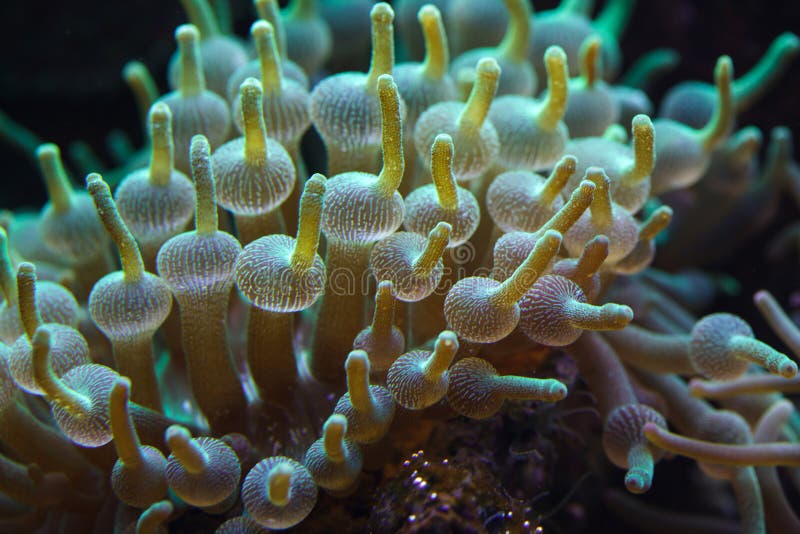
xmin=0 ymin=1 xmax=799 ymax=533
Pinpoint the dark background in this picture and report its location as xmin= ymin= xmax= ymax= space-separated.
xmin=0 ymin=0 xmax=798 ymax=211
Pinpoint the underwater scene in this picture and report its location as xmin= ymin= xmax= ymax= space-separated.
xmin=0 ymin=0 xmax=799 ymax=532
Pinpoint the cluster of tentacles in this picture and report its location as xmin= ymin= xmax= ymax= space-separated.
xmin=0 ymin=0 xmax=799 ymax=532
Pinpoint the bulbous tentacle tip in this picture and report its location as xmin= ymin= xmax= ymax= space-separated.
xmin=376 ymin=72 xmax=393 ymax=87
xmin=148 ymin=101 xmax=171 ymax=122
xmin=175 ymin=23 xmax=200 ymax=43
xmin=559 ymin=154 xmax=578 ymax=173
xmin=621 ymin=304 xmax=634 ymax=321
xmin=476 ymin=57 xmax=502 ymax=79
xmin=545 ymin=45 xmax=568 ymax=65
xmin=305 ymin=173 xmax=327 ymax=194
xmin=326 ymin=412 xmax=348 ymax=430
xmin=32 ymin=324 xmax=51 ymax=353
xmin=436 ymin=330 xmax=459 ymax=349
xmin=624 ymin=468 xmax=651 ymax=494
xmin=122 ymin=60 xmax=147 ymax=80
xmin=346 ymin=349 xmax=370 ymax=374
xmin=267 ymin=461 xmax=294 ymax=504
xmin=418 ymin=4 xmax=440 ymax=23
xmin=429 ymin=221 xmax=452 ymax=242
xmin=35 ymin=142 xmax=59 ymax=159
xmin=239 ymin=77 xmax=263 ymax=95
xmin=548 ymin=381 xmax=568 ymax=401
xmin=434 ymin=132 xmax=453 ymax=146
xmin=716 ymin=55 xmax=733 ymax=85
xmin=437 ymin=330 xmax=458 ymax=344
xmin=84 ymin=172 xmax=104 ymax=190
xmin=190 ymin=133 xmax=211 ymax=161
xmin=584 ymin=166 xmax=611 ymax=187
xmin=165 ymin=424 xmax=184 ymax=442
xmin=609 ymin=304 xmax=635 ymax=328
xmin=642 ymin=421 xmax=662 ymax=441
xmin=753 ymin=289 xmax=770 ymax=305
xmin=631 ymin=113 xmax=653 ymax=133
xmin=778 ymin=360 xmax=798 ymax=378
xmin=592 ymin=234 xmax=611 ymax=249
xmin=112 ymin=375 xmax=132 ymax=396
xmin=251 ymin=19 xmax=272 ymax=38
xmin=371 ymin=2 xmax=394 ymax=23
xmin=575 ymin=179 xmax=597 ymax=198
xmin=777 ymin=31 xmax=800 ymax=51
